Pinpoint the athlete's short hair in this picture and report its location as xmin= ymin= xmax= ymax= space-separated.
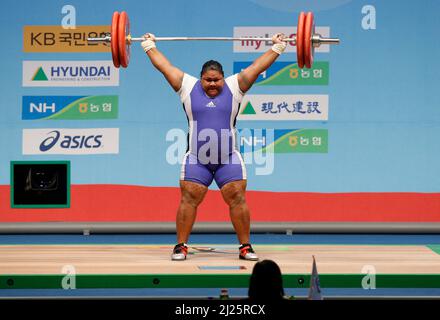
xmin=200 ymin=60 xmax=224 ymax=77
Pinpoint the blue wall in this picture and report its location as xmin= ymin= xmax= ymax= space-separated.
xmin=1 ymin=0 xmax=439 ymax=193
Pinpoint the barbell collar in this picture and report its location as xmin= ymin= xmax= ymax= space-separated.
xmin=312 ymin=34 xmax=340 ymax=47
xmin=88 ymin=35 xmax=112 ymax=43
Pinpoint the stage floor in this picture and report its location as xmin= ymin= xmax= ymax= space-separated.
xmin=1 ymin=234 xmax=440 ymax=297
xmin=1 ymin=243 xmax=440 ymax=275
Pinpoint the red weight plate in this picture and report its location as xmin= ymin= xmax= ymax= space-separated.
xmin=296 ymin=12 xmax=306 ymax=69
xmin=304 ymin=12 xmax=314 ymax=69
xmin=111 ymin=11 xmax=120 ymax=68
xmin=118 ymin=11 xmax=130 ymax=68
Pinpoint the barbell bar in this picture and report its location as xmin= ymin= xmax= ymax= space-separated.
xmin=89 ymin=35 xmax=298 ymax=42
xmin=88 ymin=34 xmax=340 ymax=45
xmin=88 ymin=11 xmax=340 ymax=69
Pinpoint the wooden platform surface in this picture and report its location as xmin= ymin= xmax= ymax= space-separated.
xmin=1 ymin=244 xmax=439 ymax=275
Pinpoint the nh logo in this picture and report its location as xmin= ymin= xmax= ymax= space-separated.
xmin=30 ymin=102 xmax=56 ymax=113
xmin=240 ymin=136 xmax=266 ymax=147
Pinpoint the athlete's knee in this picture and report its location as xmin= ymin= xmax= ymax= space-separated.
xmin=222 ymin=184 xmax=246 ymax=208
xmin=229 ymin=193 xmax=246 ymax=208
xmin=181 ymin=194 xmax=203 ymax=208
xmin=180 ymin=183 xmax=207 ymax=207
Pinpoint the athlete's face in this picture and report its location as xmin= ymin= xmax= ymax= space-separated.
xmin=201 ymin=70 xmax=224 ymax=98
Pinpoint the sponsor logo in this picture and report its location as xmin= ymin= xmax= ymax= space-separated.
xmin=234 ymin=61 xmax=329 ymax=85
xmin=32 ymin=67 xmax=48 ymax=81
xmin=233 ymin=27 xmax=330 ymax=53
xmin=22 ymin=128 xmax=119 ymax=155
xmin=206 ymin=101 xmax=216 ymax=108
xmin=238 ymin=129 xmax=328 ymax=153
xmin=23 ymin=26 xmax=111 ymax=52
xmin=22 ymin=96 xmax=118 ymax=120
xmin=22 ymin=61 xmax=119 ymax=87
xmin=39 ymin=130 xmax=102 ymax=151
xmin=239 ymin=95 xmax=329 ymax=121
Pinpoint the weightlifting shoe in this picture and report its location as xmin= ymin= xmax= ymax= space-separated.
xmin=239 ymin=243 xmax=259 ymax=261
xmin=171 ymin=243 xmax=188 ymax=261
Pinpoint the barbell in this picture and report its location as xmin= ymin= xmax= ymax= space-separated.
xmin=87 ymin=11 xmax=340 ymax=69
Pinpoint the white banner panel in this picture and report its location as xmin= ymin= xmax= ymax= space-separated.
xmin=233 ymin=26 xmax=330 ymax=53
xmin=239 ymin=95 xmax=329 ymax=121
xmin=23 ymin=128 xmax=119 ymax=155
xmin=22 ymin=61 xmax=119 ymax=87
